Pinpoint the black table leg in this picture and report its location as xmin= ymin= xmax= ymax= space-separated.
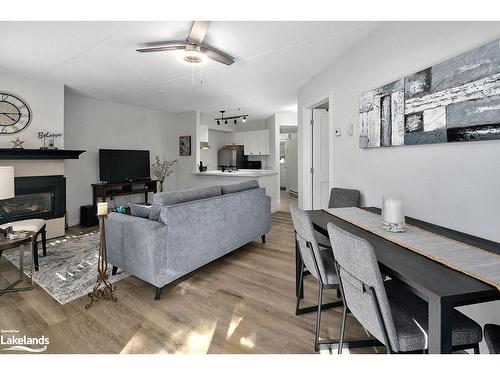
xmin=32 ymin=239 xmax=39 ymax=272
xmin=295 ymin=234 xmax=304 ymax=299
xmin=428 ymin=297 xmax=453 ymax=353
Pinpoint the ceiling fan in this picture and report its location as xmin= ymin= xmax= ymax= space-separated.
xmin=136 ymin=21 xmax=235 ymax=66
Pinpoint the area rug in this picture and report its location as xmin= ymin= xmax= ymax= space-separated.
xmin=3 ymin=230 xmax=129 ymax=304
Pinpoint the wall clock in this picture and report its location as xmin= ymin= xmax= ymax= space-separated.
xmin=0 ymin=93 xmax=31 ymax=135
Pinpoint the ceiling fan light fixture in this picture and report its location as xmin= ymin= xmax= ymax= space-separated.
xmin=217 ymin=120 xmax=220 ymax=125
xmin=182 ymin=45 xmax=206 ymax=65
xmin=224 ymin=120 xmax=228 ymax=125
xmin=234 ymin=119 xmax=237 ymax=124
xmin=242 ymin=116 xmax=247 ymax=123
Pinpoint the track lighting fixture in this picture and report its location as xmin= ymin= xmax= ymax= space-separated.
xmin=214 ymin=110 xmax=249 ymax=126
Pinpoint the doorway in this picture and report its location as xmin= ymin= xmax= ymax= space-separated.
xmin=311 ymin=100 xmax=329 ymax=209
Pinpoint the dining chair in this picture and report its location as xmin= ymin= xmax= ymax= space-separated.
xmin=315 ymin=187 xmax=361 ymax=248
xmin=327 ymin=222 xmax=483 ymax=354
xmin=290 ymin=205 xmax=343 ymax=351
xmin=484 ymin=324 xmax=500 ymax=354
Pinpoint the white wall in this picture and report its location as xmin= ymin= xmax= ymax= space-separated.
xmin=64 ymin=93 xmax=169 ymax=225
xmin=298 ymin=21 xmax=500 ymax=352
xmin=200 ymin=129 xmax=226 ymax=171
xmin=163 ymin=110 xmax=199 ymax=191
xmin=0 ymin=72 xmax=64 ymax=149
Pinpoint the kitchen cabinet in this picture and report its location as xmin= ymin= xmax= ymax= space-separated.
xmin=244 ymin=129 xmax=269 ymax=156
xmin=226 ymin=130 xmax=270 ymax=155
xmin=200 ymin=125 xmax=209 ymax=143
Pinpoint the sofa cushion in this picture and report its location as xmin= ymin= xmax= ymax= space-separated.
xmin=128 ymin=203 xmax=151 ymax=218
xmin=221 ymin=180 xmax=259 ymax=195
xmin=153 ymin=185 xmax=222 ymax=206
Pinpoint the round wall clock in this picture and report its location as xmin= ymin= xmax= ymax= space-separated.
xmin=0 ymin=93 xmax=31 ymax=135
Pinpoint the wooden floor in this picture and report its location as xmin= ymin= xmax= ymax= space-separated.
xmin=0 ymin=208 xmax=376 ymax=354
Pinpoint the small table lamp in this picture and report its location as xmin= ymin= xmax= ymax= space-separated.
xmin=0 ymin=166 xmax=15 ymax=237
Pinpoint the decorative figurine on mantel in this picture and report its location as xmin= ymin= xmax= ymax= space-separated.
xmin=10 ymin=137 xmax=25 ymax=149
xmin=151 ymin=155 xmax=177 ymax=192
xmin=38 ymin=131 xmax=62 ymax=150
xmin=86 ymin=202 xmax=117 ymax=309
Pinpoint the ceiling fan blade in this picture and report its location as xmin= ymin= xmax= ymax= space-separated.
xmin=188 ymin=21 xmax=210 ymax=45
xmin=136 ymin=43 xmax=187 ymax=53
xmin=200 ymin=46 xmax=235 ymax=66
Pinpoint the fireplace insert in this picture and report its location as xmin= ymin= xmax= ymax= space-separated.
xmin=0 ymin=175 xmax=65 ymax=224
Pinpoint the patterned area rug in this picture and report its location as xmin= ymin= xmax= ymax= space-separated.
xmin=3 ymin=231 xmax=129 ymax=304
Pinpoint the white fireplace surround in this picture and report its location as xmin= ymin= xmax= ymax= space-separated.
xmin=0 ymin=159 xmax=65 ymax=238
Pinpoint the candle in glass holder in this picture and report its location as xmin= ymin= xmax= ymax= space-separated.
xmin=97 ymin=202 xmax=108 ymax=216
xmin=382 ymin=197 xmax=404 ymax=224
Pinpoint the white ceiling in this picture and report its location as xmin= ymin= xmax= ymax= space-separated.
xmin=0 ymin=21 xmax=379 ymax=119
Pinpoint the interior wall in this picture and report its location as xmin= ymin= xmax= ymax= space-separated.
xmin=0 ymin=72 xmax=64 ymax=149
xmin=162 ymin=110 xmax=199 ymax=191
xmin=64 ymin=93 xmax=169 ymax=225
xmin=199 ymin=129 xmax=226 ymax=171
xmin=298 ymin=21 xmax=500 ymax=352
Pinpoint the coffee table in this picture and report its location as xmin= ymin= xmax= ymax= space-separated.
xmin=0 ymin=232 xmax=35 ymax=296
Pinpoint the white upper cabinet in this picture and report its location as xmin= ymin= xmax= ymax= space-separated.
xmin=226 ymin=132 xmax=236 ymax=145
xmin=243 ymin=129 xmax=269 ymax=156
xmin=199 ymin=125 xmax=209 ymax=143
xmin=226 ymin=130 xmax=270 ymax=155
xmin=234 ymin=132 xmax=246 ymax=145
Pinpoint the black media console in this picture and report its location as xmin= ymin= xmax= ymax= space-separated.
xmin=92 ymin=179 xmax=158 ymax=210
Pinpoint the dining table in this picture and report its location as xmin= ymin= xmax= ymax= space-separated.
xmin=298 ymin=207 xmax=500 ymax=354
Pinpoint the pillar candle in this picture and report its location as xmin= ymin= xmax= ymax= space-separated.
xmin=382 ymin=197 xmax=404 ymax=224
xmin=97 ymin=202 xmax=108 ymax=216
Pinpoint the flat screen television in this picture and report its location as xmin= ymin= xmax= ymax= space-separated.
xmin=99 ymin=149 xmax=150 ymax=183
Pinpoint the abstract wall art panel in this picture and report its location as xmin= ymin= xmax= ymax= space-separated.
xmin=359 ymin=39 xmax=500 ymax=148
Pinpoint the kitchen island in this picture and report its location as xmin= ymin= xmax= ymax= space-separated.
xmin=191 ymin=169 xmax=280 ymax=212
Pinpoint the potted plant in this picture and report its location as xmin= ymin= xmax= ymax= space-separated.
xmin=151 ymin=155 xmax=177 ymax=192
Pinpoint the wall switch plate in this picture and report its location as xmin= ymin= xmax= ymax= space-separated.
xmin=347 ymin=122 xmax=354 ymax=136
xmin=335 ymin=128 xmax=341 ymax=136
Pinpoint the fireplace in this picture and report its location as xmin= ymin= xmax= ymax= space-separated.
xmin=0 ymin=175 xmax=65 ymax=224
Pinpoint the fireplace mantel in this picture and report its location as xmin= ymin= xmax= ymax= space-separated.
xmin=0 ymin=148 xmax=85 ymax=160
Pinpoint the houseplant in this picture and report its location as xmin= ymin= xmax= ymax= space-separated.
xmin=151 ymin=155 xmax=177 ymax=192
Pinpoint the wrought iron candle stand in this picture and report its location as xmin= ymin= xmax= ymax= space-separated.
xmin=85 ymin=212 xmax=117 ymax=309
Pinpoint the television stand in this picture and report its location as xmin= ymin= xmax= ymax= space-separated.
xmin=92 ymin=180 xmax=158 ymax=210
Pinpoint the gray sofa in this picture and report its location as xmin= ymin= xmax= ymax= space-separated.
xmin=106 ymin=180 xmax=271 ymax=299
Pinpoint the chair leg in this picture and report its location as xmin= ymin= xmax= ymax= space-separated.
xmin=261 ymin=235 xmax=266 ymax=243
xmin=338 ymin=302 xmax=348 ymax=354
xmin=32 ymin=235 xmax=39 ymax=272
xmin=314 ymin=282 xmax=324 ymax=352
xmin=41 ymin=227 xmax=47 ymax=257
xmin=112 ymin=266 xmax=118 ymax=276
xmin=473 ymin=343 xmax=480 ymax=354
xmin=295 ymin=264 xmax=305 ymax=315
xmin=154 ymin=287 xmax=163 ymax=300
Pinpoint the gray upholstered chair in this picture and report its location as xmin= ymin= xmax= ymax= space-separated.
xmin=328 ymin=187 xmax=360 ymax=209
xmin=316 ymin=187 xmax=361 ymax=248
xmin=289 ymin=205 xmax=343 ymax=351
xmin=484 ymin=324 xmax=500 ymax=354
xmin=327 ymin=222 xmax=483 ymax=354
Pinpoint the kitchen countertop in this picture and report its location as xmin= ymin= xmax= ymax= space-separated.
xmin=193 ymin=169 xmax=278 ymax=177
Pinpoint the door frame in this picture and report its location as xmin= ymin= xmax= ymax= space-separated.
xmin=300 ymin=92 xmax=334 ymax=210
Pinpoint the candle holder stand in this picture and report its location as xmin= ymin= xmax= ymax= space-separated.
xmin=85 ymin=213 xmax=117 ymax=309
